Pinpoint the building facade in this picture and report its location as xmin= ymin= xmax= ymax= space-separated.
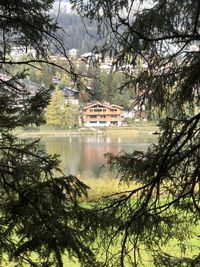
xmin=62 ymin=87 xmax=79 ymax=105
xmin=82 ymin=102 xmax=124 ymax=127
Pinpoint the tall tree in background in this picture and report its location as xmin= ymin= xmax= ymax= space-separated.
xmin=71 ymin=0 xmax=200 ymax=266
xmin=0 ymin=1 xmax=103 ymax=266
xmin=45 ymin=89 xmax=79 ymax=127
xmin=88 ymin=65 xmax=104 ymax=101
xmin=45 ymin=89 xmax=66 ymax=126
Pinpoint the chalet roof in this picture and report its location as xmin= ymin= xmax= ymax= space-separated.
xmin=0 ymin=75 xmax=43 ymax=93
xmin=19 ymin=78 xmax=43 ymax=93
xmin=83 ymin=102 xmax=123 ymax=110
xmin=111 ymin=104 xmax=124 ymax=109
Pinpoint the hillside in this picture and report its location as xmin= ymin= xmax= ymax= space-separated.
xmin=50 ymin=9 xmax=101 ymax=55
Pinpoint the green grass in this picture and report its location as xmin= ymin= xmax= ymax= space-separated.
xmin=75 ymin=174 xmax=200 ymax=266
xmin=14 ymin=122 xmax=159 ymax=138
xmin=5 ymin=228 xmax=199 ymax=267
xmin=77 ymin=171 xmax=134 ymax=202
xmin=3 ymin=163 xmax=199 ymax=266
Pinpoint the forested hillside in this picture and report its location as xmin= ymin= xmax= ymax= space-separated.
xmin=51 ymin=12 xmax=100 ymax=55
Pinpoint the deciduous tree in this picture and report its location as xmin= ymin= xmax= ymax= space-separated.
xmin=45 ymin=89 xmax=79 ymax=127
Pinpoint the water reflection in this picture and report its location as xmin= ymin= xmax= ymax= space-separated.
xmin=42 ymin=135 xmax=155 ymax=177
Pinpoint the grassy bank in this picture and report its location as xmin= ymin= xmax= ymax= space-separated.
xmin=15 ymin=122 xmax=159 ymax=138
xmin=77 ymin=171 xmax=134 ymax=202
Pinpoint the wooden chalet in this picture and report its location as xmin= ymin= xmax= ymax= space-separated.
xmin=62 ymin=87 xmax=79 ymax=105
xmin=82 ymin=102 xmax=124 ymax=127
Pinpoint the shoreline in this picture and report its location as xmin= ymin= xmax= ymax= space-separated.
xmin=15 ymin=126 xmax=159 ymax=138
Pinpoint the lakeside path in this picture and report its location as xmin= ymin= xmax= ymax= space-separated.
xmin=15 ymin=125 xmax=159 ymax=138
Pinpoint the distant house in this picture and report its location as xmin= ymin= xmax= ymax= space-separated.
xmin=68 ymin=48 xmax=78 ymax=58
xmin=82 ymin=102 xmax=124 ymax=127
xmin=0 ymin=74 xmax=42 ymax=96
xmin=18 ymin=78 xmax=43 ymax=95
xmin=10 ymin=46 xmax=36 ymax=60
xmin=0 ymin=75 xmax=44 ymax=109
xmin=62 ymin=87 xmax=79 ymax=105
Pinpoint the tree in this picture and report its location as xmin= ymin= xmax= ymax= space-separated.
xmin=45 ymin=89 xmax=65 ymax=126
xmin=0 ymin=1 xmax=104 ymax=266
xmin=57 ymin=73 xmax=72 ymax=90
xmin=45 ymin=89 xmax=79 ymax=127
xmin=88 ymin=65 xmax=104 ymax=101
xmin=52 ymin=12 xmax=101 ymax=54
xmin=71 ymin=0 xmax=200 ymax=266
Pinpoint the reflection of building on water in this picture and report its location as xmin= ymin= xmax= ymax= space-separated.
xmin=81 ymin=140 xmax=123 ymax=173
xmin=85 ymin=135 xmax=106 ymax=144
xmin=84 ymin=135 xmax=123 ymax=145
xmin=97 ymin=135 xmax=101 ymax=143
xmin=43 ymin=135 xmax=155 ymax=177
xmin=106 ymin=137 xmax=111 ymax=143
xmin=117 ymin=137 xmax=122 ymax=143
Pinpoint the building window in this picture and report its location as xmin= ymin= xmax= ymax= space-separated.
xmin=100 ymin=115 xmax=106 ymax=118
xmin=111 ymin=115 xmax=117 ymax=118
xmin=90 ymin=115 xmax=97 ymax=118
xmin=103 ymin=109 xmax=106 ymax=111
xmin=90 ymin=109 xmax=93 ymax=112
xmin=94 ymin=108 xmax=102 ymax=112
xmin=90 ymin=121 xmax=97 ymax=124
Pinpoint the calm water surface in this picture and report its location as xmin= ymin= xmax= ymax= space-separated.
xmin=42 ymin=134 xmax=156 ymax=176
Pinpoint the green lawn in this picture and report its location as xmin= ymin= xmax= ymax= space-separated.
xmin=3 ymin=175 xmax=199 ymax=266
xmin=4 ymin=222 xmax=199 ymax=267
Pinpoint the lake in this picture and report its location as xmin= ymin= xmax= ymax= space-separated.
xmin=42 ymin=134 xmax=156 ymax=177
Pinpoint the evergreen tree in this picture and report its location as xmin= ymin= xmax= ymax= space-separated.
xmin=0 ymin=1 xmax=103 ymax=266
xmin=88 ymin=66 xmax=104 ymax=101
xmin=38 ymin=64 xmax=53 ymax=88
xmin=71 ymin=0 xmax=200 ymax=266
xmin=52 ymin=13 xmax=101 ymax=54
